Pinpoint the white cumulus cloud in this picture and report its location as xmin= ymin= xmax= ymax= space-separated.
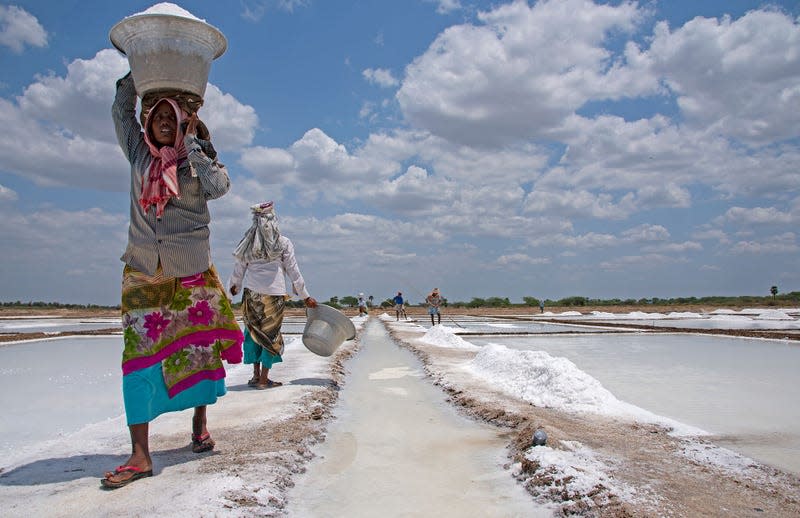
xmin=397 ymin=0 xmax=648 ymax=146
xmin=363 ymin=68 xmax=399 ymax=88
xmin=0 ymin=5 xmax=47 ymax=53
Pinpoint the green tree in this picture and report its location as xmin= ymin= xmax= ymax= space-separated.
xmin=771 ymin=285 xmax=778 ymax=299
xmin=557 ymin=296 xmax=587 ymax=307
xmin=340 ymin=295 xmax=358 ymax=307
xmin=485 ymin=297 xmax=511 ymax=307
xmin=522 ymin=296 xmax=540 ymax=307
xmin=467 ymin=297 xmax=485 ymax=308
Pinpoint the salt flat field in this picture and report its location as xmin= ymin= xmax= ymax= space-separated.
xmin=2 ymin=308 xmax=798 ymax=475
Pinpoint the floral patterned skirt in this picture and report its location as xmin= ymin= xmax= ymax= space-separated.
xmin=120 ymin=264 xmax=243 ymax=425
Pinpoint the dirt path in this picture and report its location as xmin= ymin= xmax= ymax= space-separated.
xmin=385 ymin=320 xmax=800 ymax=517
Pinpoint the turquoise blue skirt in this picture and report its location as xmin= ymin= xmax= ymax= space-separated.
xmin=123 ymin=363 xmax=226 ymax=426
xmin=243 ymin=328 xmax=283 ymax=368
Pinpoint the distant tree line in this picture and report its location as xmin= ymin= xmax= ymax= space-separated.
xmin=3 ymin=290 xmax=798 ymax=310
xmin=509 ymin=292 xmax=800 ymax=308
xmin=327 ymin=291 xmax=800 ymax=309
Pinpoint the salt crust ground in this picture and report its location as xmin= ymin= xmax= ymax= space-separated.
xmin=0 ymin=326 xmax=363 ymax=517
xmin=384 ymin=319 xmax=800 ymax=517
xmin=2 ymin=313 xmax=799 ymax=517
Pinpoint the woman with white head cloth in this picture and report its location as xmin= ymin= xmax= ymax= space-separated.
xmin=229 ymin=202 xmax=317 ymax=389
xmin=357 ymin=293 xmax=368 ymax=317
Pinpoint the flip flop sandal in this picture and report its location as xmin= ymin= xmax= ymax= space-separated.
xmin=247 ymin=377 xmax=259 ymax=386
xmin=255 ymin=380 xmax=283 ymax=390
xmin=191 ymin=432 xmax=215 ymax=453
xmin=100 ymin=465 xmax=153 ymax=489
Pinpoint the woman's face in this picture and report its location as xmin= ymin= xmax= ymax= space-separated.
xmin=149 ymin=101 xmax=177 ymax=147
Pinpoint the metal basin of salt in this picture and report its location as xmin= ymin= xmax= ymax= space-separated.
xmin=110 ymin=8 xmax=226 ymax=98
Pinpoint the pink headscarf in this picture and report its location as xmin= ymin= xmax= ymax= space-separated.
xmin=140 ymin=98 xmax=188 ymax=218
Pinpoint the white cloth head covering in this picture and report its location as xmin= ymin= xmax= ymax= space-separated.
xmin=232 ymin=201 xmax=284 ymax=262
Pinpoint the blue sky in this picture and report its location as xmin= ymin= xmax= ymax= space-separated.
xmin=0 ymin=0 xmax=798 ymax=306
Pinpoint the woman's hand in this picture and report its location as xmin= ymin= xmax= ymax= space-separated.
xmin=304 ymin=297 xmax=318 ymax=308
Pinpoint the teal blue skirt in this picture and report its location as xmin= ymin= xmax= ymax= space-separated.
xmin=123 ymin=363 xmax=226 ymax=425
xmin=243 ymin=328 xmax=283 ymax=368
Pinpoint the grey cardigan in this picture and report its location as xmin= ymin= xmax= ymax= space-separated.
xmin=112 ymin=73 xmax=231 ymax=277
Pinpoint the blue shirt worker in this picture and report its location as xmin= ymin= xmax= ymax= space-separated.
xmin=392 ymin=292 xmax=405 ymax=321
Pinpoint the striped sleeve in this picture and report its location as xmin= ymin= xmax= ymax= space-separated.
xmin=112 ymin=73 xmax=147 ymax=165
xmin=184 ymin=136 xmax=231 ymax=200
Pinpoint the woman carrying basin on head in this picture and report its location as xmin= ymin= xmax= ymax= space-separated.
xmin=102 ymin=72 xmax=243 ymax=489
xmin=229 ymin=202 xmax=317 ymax=390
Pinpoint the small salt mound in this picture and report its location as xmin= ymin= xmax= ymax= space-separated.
xmin=418 ymin=325 xmax=478 ymax=350
xmin=557 ymin=311 xmax=582 ymax=316
xmin=521 ymin=440 xmax=638 ymax=507
xmin=589 ymin=311 xmax=616 ymax=318
xmin=466 ymin=343 xmax=627 ymax=414
xmin=755 ymin=309 xmax=794 ymax=321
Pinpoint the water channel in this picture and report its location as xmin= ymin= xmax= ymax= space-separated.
xmin=286 ymin=319 xmax=551 ymax=517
